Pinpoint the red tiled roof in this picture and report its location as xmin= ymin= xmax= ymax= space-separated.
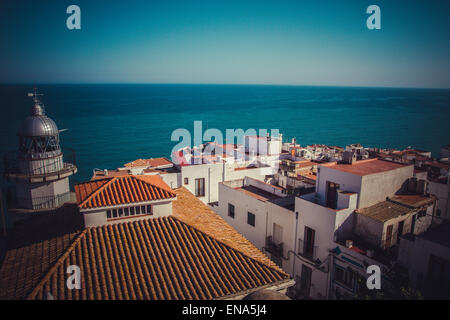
xmin=0 ymin=187 xmax=290 ymax=300
xmin=124 ymin=157 xmax=173 ymax=168
xmin=172 ymin=188 xmax=286 ymax=274
xmin=74 ymin=175 xmax=176 ymax=209
xmin=91 ymin=169 xmax=130 ymax=181
xmin=426 ymin=161 xmax=450 ymax=170
xmin=27 ymin=217 xmax=289 ymax=300
xmin=0 ymin=205 xmax=84 ymax=300
xmin=323 ymin=159 xmax=410 ymax=176
xmin=292 ymin=160 xmax=317 ymax=168
xmin=298 ymin=173 xmax=317 ymax=181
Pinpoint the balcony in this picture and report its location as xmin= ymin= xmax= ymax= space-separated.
xmin=4 ymin=149 xmax=77 ymax=183
xmin=265 ymin=236 xmax=284 ymax=258
xmin=298 ymin=238 xmax=318 ymax=262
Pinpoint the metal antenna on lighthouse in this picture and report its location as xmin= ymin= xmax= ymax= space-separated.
xmin=28 ymin=87 xmax=44 ymax=103
xmin=28 ymin=88 xmax=45 ymax=115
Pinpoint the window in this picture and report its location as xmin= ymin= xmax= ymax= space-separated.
xmin=247 ymin=212 xmax=255 ymax=227
xmin=130 ymin=207 xmax=135 ymax=215
xmin=334 ymin=266 xmax=356 ymax=290
xmin=112 ymin=209 xmax=118 ymax=218
xmin=141 ymin=205 xmax=146 ymax=214
xmin=147 ymin=205 xmax=152 ymax=214
xmin=228 ymin=203 xmax=235 ymax=218
xmin=118 ymin=208 xmax=123 ymax=217
xmin=184 ymin=177 xmax=189 ymax=185
xmin=195 ymin=178 xmax=205 ymax=197
xmin=136 ymin=206 xmax=141 ymax=215
xmin=124 ymin=207 xmax=129 ymax=216
xmin=273 ymin=223 xmax=283 ymax=244
xmin=303 ymin=226 xmax=316 ymax=259
xmin=107 ymin=210 xmax=112 ymax=219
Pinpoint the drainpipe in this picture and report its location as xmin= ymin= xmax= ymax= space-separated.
xmin=293 ymin=211 xmax=299 ymax=277
xmin=327 ymin=253 xmax=333 ymax=299
xmin=222 ymin=160 xmax=225 ymax=182
xmin=0 ymin=190 xmax=6 ymax=238
xmin=208 ymin=167 xmax=211 ymax=203
xmin=265 ymin=208 xmax=269 ymax=249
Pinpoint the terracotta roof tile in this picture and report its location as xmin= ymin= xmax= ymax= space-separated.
xmin=1 ymin=187 xmax=290 ymax=300
xmin=172 ymin=187 xmax=286 ymax=274
xmin=0 ymin=205 xmax=84 ymax=300
xmin=27 ymin=217 xmax=289 ymax=300
xmin=124 ymin=157 xmax=173 ymax=168
xmin=74 ymin=175 xmax=176 ymax=209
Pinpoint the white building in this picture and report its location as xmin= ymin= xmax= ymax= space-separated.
xmin=428 ymin=178 xmax=450 ymax=222
xmin=216 ymin=177 xmax=296 ymax=269
xmin=398 ymin=222 xmax=450 ymax=299
xmin=296 ymin=158 xmax=436 ymax=299
xmin=216 ymin=157 xmax=437 ymax=299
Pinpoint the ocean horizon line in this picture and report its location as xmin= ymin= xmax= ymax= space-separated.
xmin=1 ymin=82 xmax=450 ymax=91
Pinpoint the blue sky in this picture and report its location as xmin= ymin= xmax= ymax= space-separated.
xmin=0 ymin=0 xmax=449 ymax=88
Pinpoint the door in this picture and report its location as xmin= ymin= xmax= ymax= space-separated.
xmin=300 ymin=264 xmax=312 ymax=297
xmin=303 ymin=226 xmax=316 ymax=259
xmin=326 ymin=181 xmax=339 ymax=209
xmin=195 ymin=178 xmax=205 ymax=197
xmin=385 ymin=224 xmax=393 ymax=249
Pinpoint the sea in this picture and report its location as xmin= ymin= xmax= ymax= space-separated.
xmin=0 ymin=84 xmax=449 ymax=183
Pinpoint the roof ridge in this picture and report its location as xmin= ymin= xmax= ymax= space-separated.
xmin=170 ymin=216 xmax=288 ymax=277
xmin=26 ymin=229 xmax=88 ymax=300
xmin=134 ymin=175 xmax=176 ymax=197
xmin=79 ymin=176 xmax=119 ymax=208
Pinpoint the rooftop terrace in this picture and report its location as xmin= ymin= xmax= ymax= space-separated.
xmin=322 ymin=158 xmax=409 ymax=176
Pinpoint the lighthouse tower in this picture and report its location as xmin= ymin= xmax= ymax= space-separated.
xmin=4 ymin=90 xmax=77 ymax=211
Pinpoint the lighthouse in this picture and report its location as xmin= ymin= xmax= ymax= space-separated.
xmin=4 ymin=90 xmax=77 ymax=212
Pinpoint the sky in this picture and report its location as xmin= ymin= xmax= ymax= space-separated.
xmin=0 ymin=0 xmax=449 ymax=88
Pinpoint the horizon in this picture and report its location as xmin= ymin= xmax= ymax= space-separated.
xmin=2 ymin=83 xmax=450 ymax=91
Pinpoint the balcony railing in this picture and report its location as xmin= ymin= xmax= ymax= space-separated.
xmin=298 ymin=238 xmax=318 ymax=262
xmin=3 ymin=148 xmax=77 ymax=177
xmin=265 ymin=236 xmax=284 ymax=258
